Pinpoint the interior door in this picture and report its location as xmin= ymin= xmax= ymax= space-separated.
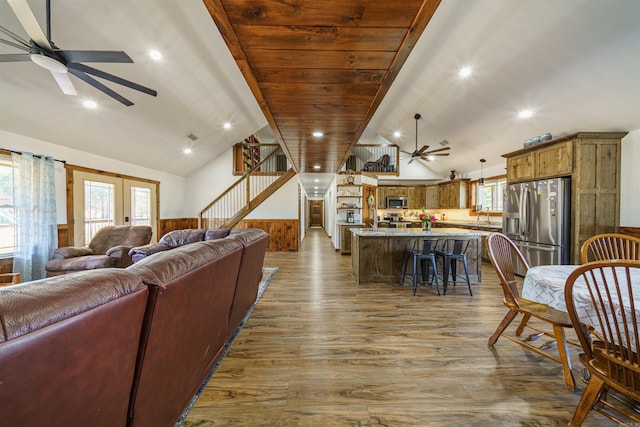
xmin=309 ymin=200 xmax=323 ymax=227
xmin=73 ymin=171 xmax=157 ymax=245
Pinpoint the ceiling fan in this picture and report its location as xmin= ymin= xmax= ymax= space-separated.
xmin=0 ymin=0 xmax=157 ymax=106
xmin=400 ymin=113 xmax=450 ymax=164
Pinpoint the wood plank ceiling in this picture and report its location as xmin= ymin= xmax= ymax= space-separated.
xmin=203 ymin=0 xmax=441 ymax=175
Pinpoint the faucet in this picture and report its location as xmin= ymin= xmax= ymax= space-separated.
xmin=370 ymin=207 xmax=378 ymax=229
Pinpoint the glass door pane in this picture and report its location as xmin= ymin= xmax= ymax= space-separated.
xmin=84 ymin=180 xmax=115 ymax=244
xmin=123 ymin=179 xmax=157 ymax=242
xmin=73 ymin=171 xmax=123 ymax=246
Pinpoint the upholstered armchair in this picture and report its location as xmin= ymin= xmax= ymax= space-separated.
xmin=129 ymin=228 xmax=231 ymax=263
xmin=45 ymin=225 xmax=153 ymax=277
xmin=361 ymin=154 xmax=390 ymax=172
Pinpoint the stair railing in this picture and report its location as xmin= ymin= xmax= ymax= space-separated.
xmin=199 ymin=144 xmax=291 ymax=229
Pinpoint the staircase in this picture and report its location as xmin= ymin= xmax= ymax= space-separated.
xmin=199 ymin=143 xmax=295 ymax=229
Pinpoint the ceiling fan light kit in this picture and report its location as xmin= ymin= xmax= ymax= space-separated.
xmin=1 ymin=0 xmax=156 ymax=106
xmin=400 ymin=113 xmax=451 ymax=165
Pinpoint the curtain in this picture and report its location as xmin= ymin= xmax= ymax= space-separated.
xmin=12 ymin=152 xmax=57 ymax=282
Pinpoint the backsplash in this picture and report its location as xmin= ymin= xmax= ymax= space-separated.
xmin=378 ymin=208 xmax=502 ymax=225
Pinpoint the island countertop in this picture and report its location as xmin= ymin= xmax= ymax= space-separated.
xmin=350 ymin=227 xmax=489 ymax=287
xmin=351 ymin=227 xmax=491 ymax=237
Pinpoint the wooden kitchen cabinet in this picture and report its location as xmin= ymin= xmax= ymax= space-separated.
xmin=503 ymin=132 xmax=627 ymax=263
xmin=425 ymin=185 xmax=439 ymax=209
xmin=340 ymin=224 xmax=364 ymax=255
xmin=407 ymin=185 xmax=425 ymax=209
xmin=377 ymin=186 xmax=387 ymax=209
xmin=437 ymin=179 xmax=469 ymax=209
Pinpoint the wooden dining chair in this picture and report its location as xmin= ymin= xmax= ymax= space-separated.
xmin=485 ymin=232 xmax=576 ymax=391
xmin=580 ymin=233 xmax=640 ymax=263
xmin=564 ymin=260 xmax=640 ymax=426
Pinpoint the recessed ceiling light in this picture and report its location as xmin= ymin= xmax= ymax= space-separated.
xmin=183 ymin=148 xmax=192 ymax=154
xmin=83 ymin=100 xmax=97 ymax=109
xmin=223 ymin=122 xmax=232 ymax=129
xmin=427 ymin=155 xmax=435 ymax=161
xmin=393 ymin=131 xmax=401 ymax=138
xmin=149 ymin=50 xmax=162 ymax=61
xmin=518 ymin=109 xmax=534 ymax=119
xmin=458 ymin=66 xmax=473 ymax=79
xmin=312 ymin=131 xmax=323 ymax=138
xmin=314 ymin=179 xmax=319 ymax=182
xmin=313 ymin=165 xmax=321 ymax=170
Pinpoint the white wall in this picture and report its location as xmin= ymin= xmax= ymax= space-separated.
xmin=0 ymin=130 xmax=187 ymax=221
xmin=184 ymin=146 xmax=299 ymax=219
xmin=620 ymin=129 xmax=640 ymax=227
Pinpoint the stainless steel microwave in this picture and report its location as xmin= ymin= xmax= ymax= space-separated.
xmin=386 ymin=196 xmax=408 ymax=209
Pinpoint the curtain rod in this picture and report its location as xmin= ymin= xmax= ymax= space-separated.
xmin=2 ymin=148 xmax=66 ymax=164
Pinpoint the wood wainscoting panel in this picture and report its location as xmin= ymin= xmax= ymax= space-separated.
xmin=159 ymin=218 xmax=199 ymax=239
xmin=57 ymin=224 xmax=69 ymax=248
xmin=619 ymin=226 xmax=640 ymax=239
xmin=237 ymin=219 xmax=299 ymax=252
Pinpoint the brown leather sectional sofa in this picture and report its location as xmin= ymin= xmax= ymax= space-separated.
xmin=0 ymin=228 xmax=269 ymax=427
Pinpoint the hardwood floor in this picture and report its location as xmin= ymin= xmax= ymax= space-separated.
xmin=183 ymin=228 xmax=614 ymax=426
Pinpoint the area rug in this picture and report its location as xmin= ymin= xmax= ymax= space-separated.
xmin=176 ymin=267 xmax=278 ymax=426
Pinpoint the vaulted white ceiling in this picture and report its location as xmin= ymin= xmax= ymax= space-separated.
xmin=1 ymin=0 xmax=639 ymax=193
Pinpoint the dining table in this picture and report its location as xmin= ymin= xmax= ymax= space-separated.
xmin=522 ymin=264 xmax=640 ymax=345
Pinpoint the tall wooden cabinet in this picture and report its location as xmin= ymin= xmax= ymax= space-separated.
xmin=437 ymin=179 xmax=469 ymax=209
xmin=502 ymin=132 xmax=627 ymax=264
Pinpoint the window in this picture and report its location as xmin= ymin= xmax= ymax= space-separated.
xmin=0 ymin=158 xmax=15 ymax=254
xmin=470 ymin=175 xmax=506 ymax=213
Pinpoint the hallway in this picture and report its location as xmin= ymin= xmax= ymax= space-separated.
xmin=183 ymin=228 xmax=612 ymax=426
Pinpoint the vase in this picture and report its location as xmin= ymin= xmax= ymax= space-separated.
xmin=422 ymin=221 xmax=430 ymax=231
xmin=450 ymin=170 xmax=456 ymax=180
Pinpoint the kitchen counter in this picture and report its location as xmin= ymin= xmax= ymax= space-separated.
xmin=351 ymin=227 xmax=490 ymax=286
xmin=435 ymin=220 xmax=502 ymax=231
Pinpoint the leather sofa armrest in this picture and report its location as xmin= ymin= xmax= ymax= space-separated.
xmin=52 ymin=246 xmax=94 ymax=259
xmin=106 ymin=245 xmax=132 ymax=258
xmin=129 ymin=243 xmax=170 ymax=257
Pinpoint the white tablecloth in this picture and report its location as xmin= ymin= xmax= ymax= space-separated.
xmin=522 ymin=265 xmax=640 ymax=346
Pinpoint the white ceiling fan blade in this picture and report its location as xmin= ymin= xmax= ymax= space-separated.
xmin=8 ymin=0 xmax=52 ymax=50
xmin=51 ymin=71 xmax=77 ymax=95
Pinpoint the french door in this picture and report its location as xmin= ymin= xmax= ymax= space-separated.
xmin=72 ymin=170 xmax=157 ymax=245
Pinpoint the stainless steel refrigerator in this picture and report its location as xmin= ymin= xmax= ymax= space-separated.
xmin=502 ymin=177 xmax=571 ymax=275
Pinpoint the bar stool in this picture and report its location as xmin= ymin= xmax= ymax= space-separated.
xmin=436 ymin=239 xmax=472 ymax=296
xmin=401 ymin=239 xmax=440 ymax=295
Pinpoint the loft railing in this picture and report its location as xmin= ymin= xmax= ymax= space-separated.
xmin=199 ymin=144 xmax=294 ymax=229
xmin=340 ymin=144 xmax=400 ymax=175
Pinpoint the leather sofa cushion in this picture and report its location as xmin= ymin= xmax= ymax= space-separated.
xmin=42 ymin=254 xmax=118 ymax=273
xmin=0 ymin=269 xmax=146 ymax=342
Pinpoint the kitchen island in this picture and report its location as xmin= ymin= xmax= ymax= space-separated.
xmin=350 ymin=227 xmax=491 ymax=286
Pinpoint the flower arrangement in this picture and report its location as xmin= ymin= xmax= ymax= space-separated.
xmin=419 ymin=210 xmax=437 ymax=230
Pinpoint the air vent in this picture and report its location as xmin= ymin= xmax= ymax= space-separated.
xmin=186 ymin=133 xmax=198 ymax=141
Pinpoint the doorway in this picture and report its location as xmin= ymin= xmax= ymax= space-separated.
xmin=309 ymin=200 xmax=323 ymax=228
xmin=69 ymin=168 xmax=159 ymax=246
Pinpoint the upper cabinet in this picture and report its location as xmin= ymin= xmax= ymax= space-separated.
xmin=505 ymin=139 xmax=573 ymax=182
xmin=425 ymin=185 xmax=439 ymax=209
xmin=377 ymin=185 xmax=425 ymax=209
xmin=503 ymin=132 xmax=627 ymax=263
xmin=437 ymin=179 xmax=469 ymax=209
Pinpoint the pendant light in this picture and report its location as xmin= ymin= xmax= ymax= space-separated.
xmin=477 ymin=158 xmax=486 ymax=211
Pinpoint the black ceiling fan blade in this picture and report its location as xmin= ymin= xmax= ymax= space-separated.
xmin=400 ymin=149 xmax=414 ymax=156
xmin=0 ymin=53 xmax=31 ymax=62
xmin=68 ymin=68 xmax=134 ymax=106
xmin=62 ymin=50 xmax=133 ymax=64
xmin=68 ymin=62 xmax=157 ymax=97
xmin=425 ymin=147 xmax=451 ymax=154
xmin=0 ymin=25 xmax=30 ymax=48
xmin=418 ymin=145 xmax=429 ymax=155
xmin=7 ymin=0 xmax=52 ymax=50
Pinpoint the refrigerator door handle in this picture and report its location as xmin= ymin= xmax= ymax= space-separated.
xmin=525 ymin=186 xmax=532 ymax=237
xmin=517 ymin=241 xmax=558 ymax=252
xmin=518 ymin=186 xmax=525 ymax=238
